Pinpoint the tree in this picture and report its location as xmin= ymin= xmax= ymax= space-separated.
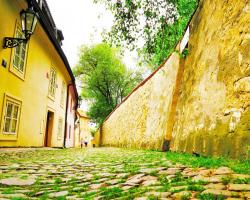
xmin=73 ymin=43 xmax=142 ymax=124
xmin=94 ymin=0 xmax=198 ymax=69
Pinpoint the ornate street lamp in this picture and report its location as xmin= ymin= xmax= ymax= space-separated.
xmin=3 ymin=6 xmax=38 ymax=48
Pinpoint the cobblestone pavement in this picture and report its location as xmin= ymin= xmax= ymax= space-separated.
xmin=0 ymin=148 xmax=249 ymax=200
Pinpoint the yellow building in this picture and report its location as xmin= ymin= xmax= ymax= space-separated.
xmin=0 ymin=0 xmax=78 ymax=147
xmin=74 ymin=110 xmax=92 ymax=148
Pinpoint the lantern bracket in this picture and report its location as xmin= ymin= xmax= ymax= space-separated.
xmin=3 ymin=37 xmax=27 ymax=49
xmin=2 ymin=3 xmax=37 ymax=49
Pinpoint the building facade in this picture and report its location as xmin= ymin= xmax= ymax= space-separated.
xmin=0 ymin=0 xmax=78 ymax=147
xmin=74 ymin=110 xmax=92 ymax=148
xmin=64 ymin=85 xmax=78 ymax=148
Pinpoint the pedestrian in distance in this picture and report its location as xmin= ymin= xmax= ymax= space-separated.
xmin=80 ymin=138 xmax=84 ymax=148
xmin=84 ymin=137 xmax=88 ymax=147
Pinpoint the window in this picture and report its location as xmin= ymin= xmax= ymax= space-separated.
xmin=60 ymin=81 xmax=66 ymax=107
xmin=12 ymin=27 xmax=27 ymax=74
xmin=3 ymin=99 xmax=21 ymax=134
xmin=57 ymin=118 xmax=63 ymax=140
xmin=48 ymin=67 xmax=56 ymax=98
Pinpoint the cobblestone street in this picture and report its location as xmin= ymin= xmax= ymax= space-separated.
xmin=0 ymin=148 xmax=249 ymax=200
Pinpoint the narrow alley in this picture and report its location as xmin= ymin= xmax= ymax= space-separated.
xmin=0 ymin=148 xmax=249 ymax=199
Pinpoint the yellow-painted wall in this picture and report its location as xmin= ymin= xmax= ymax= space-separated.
xmin=0 ymin=0 xmax=72 ymax=147
xmin=74 ymin=112 xmax=91 ymax=148
xmin=101 ymin=53 xmax=180 ymax=150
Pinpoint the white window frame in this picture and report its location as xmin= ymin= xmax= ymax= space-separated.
xmin=48 ymin=67 xmax=57 ymax=98
xmin=60 ymin=81 xmax=66 ymax=107
xmin=9 ymin=24 xmax=29 ymax=80
xmin=13 ymin=27 xmax=27 ymax=73
xmin=57 ymin=117 xmax=63 ymax=140
xmin=2 ymin=97 xmax=21 ymax=135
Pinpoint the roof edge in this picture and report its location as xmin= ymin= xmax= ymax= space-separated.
xmin=30 ymin=0 xmax=78 ymax=100
xmin=102 ymin=48 xmax=175 ymax=124
xmin=76 ymin=110 xmax=90 ymax=119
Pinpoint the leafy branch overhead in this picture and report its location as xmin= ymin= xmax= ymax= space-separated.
xmin=94 ymin=0 xmax=198 ymax=69
xmin=73 ymin=43 xmax=142 ymax=124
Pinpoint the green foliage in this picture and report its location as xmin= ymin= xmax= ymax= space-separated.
xmin=171 ymin=172 xmax=185 ymax=183
xmin=54 ymin=177 xmax=62 ymax=184
xmin=93 ymin=174 xmax=101 ymax=180
xmin=187 ymin=184 xmax=205 ymax=191
xmin=181 ymin=193 xmax=192 ymax=200
xmin=55 ymin=197 xmax=66 ymax=200
xmin=147 ymin=195 xmax=158 ymax=200
xmin=233 ymin=178 xmax=250 ymax=184
xmin=73 ymin=43 xmax=142 ymax=124
xmin=94 ymin=0 xmax=198 ymax=69
xmin=2 ymin=187 xmax=15 ymax=194
xmin=165 ymin=152 xmax=250 ymax=174
xmin=197 ymin=193 xmax=225 ymax=200
xmin=221 ymin=176 xmax=232 ymax=185
xmin=81 ymin=191 xmax=98 ymax=199
xmin=149 ymin=170 xmax=158 ymax=176
xmin=123 ymin=163 xmax=140 ymax=174
xmin=1 ymin=148 xmax=249 ymax=200
xmin=10 ymin=198 xmax=27 ymax=200
xmin=181 ymin=48 xmax=189 ymax=58
xmin=99 ymin=187 xmax=123 ymax=199
xmin=19 ymin=175 xmax=28 ymax=180
xmin=159 ymin=174 xmax=170 ymax=185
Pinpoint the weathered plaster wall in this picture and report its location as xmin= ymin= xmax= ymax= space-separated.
xmin=98 ymin=0 xmax=250 ymax=158
xmin=171 ymin=0 xmax=250 ymax=159
xmin=101 ymin=53 xmax=180 ymax=150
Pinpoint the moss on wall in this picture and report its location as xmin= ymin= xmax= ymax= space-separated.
xmin=101 ymin=53 xmax=181 ymax=150
xmin=100 ymin=0 xmax=250 ymax=159
xmin=171 ymin=0 xmax=250 ymax=159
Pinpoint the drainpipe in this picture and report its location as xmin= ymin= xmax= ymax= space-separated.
xmin=63 ymin=84 xmax=70 ymax=148
xmin=99 ymin=124 xmax=103 ymax=147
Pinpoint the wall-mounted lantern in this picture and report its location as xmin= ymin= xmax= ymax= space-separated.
xmin=3 ymin=6 xmax=38 ymax=48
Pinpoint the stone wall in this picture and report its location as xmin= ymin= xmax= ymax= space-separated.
xmin=101 ymin=53 xmax=180 ymax=150
xmin=171 ymin=0 xmax=250 ymax=159
xmin=98 ymin=0 xmax=250 ymax=158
